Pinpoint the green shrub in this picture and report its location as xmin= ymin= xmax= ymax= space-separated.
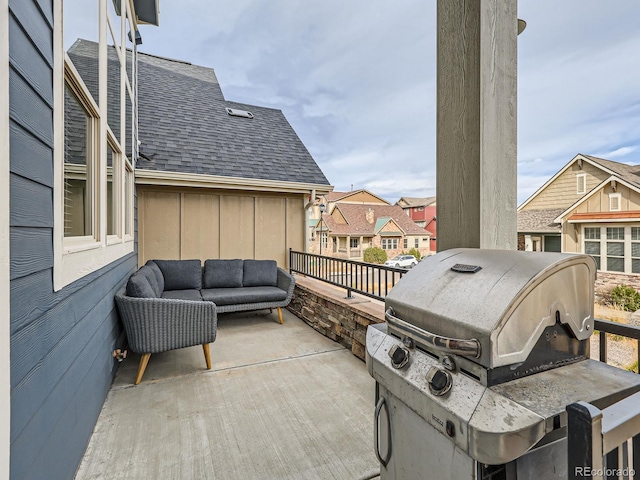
xmin=407 ymin=248 xmax=421 ymax=261
xmin=364 ymin=247 xmax=387 ymax=264
xmin=610 ymin=284 xmax=640 ymax=312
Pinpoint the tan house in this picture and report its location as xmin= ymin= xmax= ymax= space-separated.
xmin=313 ymin=201 xmax=430 ymax=260
xmin=518 ymin=153 xmax=640 ymax=288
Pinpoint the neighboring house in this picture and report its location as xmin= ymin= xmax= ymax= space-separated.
xmin=69 ymin=40 xmax=332 ymax=269
xmin=315 ymin=203 xmax=431 ymax=260
xmin=396 ymin=196 xmax=437 ymax=251
xmin=4 ymin=1 xmax=159 ymax=478
xmin=518 ymin=153 xmax=640 ymax=290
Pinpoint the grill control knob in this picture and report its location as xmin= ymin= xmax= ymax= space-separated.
xmin=388 ymin=344 xmax=410 ymax=369
xmin=426 ymin=367 xmax=453 ymax=396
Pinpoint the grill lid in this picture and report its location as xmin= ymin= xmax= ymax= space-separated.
xmin=385 ymin=249 xmax=596 ymax=369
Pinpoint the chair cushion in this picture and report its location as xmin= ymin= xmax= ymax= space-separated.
xmin=126 ymin=269 xmax=157 ymax=298
xmin=243 ymin=260 xmax=278 ymax=287
xmin=203 ymin=259 xmax=243 ymax=289
xmin=154 ymin=259 xmax=202 ymax=291
xmin=161 ymin=289 xmax=203 ymax=301
xmin=201 ymin=286 xmax=287 ymax=306
xmin=145 ymin=260 xmax=165 ymax=295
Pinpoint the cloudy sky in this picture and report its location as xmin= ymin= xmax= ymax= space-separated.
xmin=67 ymin=1 xmax=640 ymax=205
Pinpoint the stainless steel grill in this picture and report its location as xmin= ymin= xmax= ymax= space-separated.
xmin=367 ymin=249 xmax=640 ymax=479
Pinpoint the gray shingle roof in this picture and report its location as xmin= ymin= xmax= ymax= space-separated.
xmin=582 ymin=154 xmax=640 ymax=188
xmin=517 ymin=208 xmax=564 ymax=233
xmin=396 ymin=196 xmax=436 ymax=208
xmin=67 ymin=39 xmax=330 ymax=185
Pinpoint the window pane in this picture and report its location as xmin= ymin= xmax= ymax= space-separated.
xmin=633 ymin=259 xmax=640 ymax=274
xmin=633 ymin=228 xmax=640 ymax=241
xmin=607 ymin=242 xmax=624 ymax=256
xmin=107 ymin=46 xmax=121 ymax=144
xmin=593 ymin=256 xmax=601 ymax=269
xmin=64 ymin=85 xmax=92 ymax=237
xmin=607 ymin=257 xmax=624 ymax=272
xmin=585 ymin=241 xmax=600 ymax=255
xmin=633 ymin=243 xmax=640 ymax=258
xmin=415 ymin=238 xmax=419 ymax=248
xmin=107 ymin=145 xmax=117 ymax=236
xmin=607 ymin=227 xmax=624 ymax=240
xmin=585 ymin=227 xmax=600 ymax=240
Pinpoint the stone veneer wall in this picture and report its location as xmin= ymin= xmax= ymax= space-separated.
xmin=595 ymin=272 xmax=640 ymax=298
xmin=287 ymin=283 xmax=384 ymax=360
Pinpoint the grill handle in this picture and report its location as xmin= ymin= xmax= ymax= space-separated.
xmin=374 ymin=396 xmax=391 ymax=468
xmin=385 ymin=308 xmax=482 ymax=358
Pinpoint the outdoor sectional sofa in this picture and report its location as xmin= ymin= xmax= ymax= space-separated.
xmin=115 ymin=259 xmax=296 ymax=384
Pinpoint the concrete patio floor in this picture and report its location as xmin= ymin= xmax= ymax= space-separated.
xmin=75 ymin=309 xmax=380 ymax=480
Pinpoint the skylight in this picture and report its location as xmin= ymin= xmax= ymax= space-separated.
xmin=226 ymin=107 xmax=254 ymax=119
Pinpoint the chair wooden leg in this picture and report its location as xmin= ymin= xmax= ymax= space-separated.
xmin=202 ymin=343 xmax=212 ymax=370
xmin=277 ymin=307 xmax=284 ymax=325
xmin=135 ymin=353 xmax=151 ymax=385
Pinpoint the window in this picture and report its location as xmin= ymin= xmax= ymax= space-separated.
xmin=382 ymin=238 xmax=398 ymax=250
xmin=632 ymin=228 xmax=640 ymax=274
xmin=422 ymin=237 xmax=429 ymax=242
xmin=54 ymin=0 xmax=138 ymax=289
xmin=350 ymin=238 xmax=359 ymax=248
xmin=63 ymin=84 xmax=97 ymax=239
xmin=584 ymin=227 xmax=601 ymax=270
xmin=321 ymin=233 xmax=328 ymax=249
xmin=403 ymin=238 xmax=408 ymax=249
xmin=576 ymin=173 xmax=587 ymax=194
xmin=609 ymin=193 xmax=621 ymax=212
xmin=415 ymin=238 xmax=419 ymax=248
xmin=606 ymin=227 xmax=625 ymax=272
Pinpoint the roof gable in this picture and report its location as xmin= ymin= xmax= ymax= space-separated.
xmin=518 ymin=154 xmax=623 ymax=211
xmin=326 ymin=189 xmax=390 ymax=205
xmin=67 ymin=40 xmax=330 ymax=186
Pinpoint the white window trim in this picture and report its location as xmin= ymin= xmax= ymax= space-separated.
xmin=53 ymin=0 xmax=134 ymax=291
xmin=609 ymin=193 xmax=621 ymax=212
xmin=576 ymin=173 xmax=587 ymax=195
xmin=0 ymin=0 xmax=11 ymax=473
xmin=582 ymin=224 xmax=640 ymax=275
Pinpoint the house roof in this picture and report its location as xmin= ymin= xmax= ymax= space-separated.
xmin=67 ymin=39 xmax=330 ymax=186
xmin=320 ymin=204 xmax=428 ymax=237
xmin=517 ymin=208 xmax=564 ymax=233
xmin=396 ymin=196 xmax=436 ymax=208
xmin=325 ymin=189 xmax=390 ymax=205
xmin=518 ymin=153 xmax=640 ymax=211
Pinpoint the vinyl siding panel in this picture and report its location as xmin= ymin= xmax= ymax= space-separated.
xmin=523 ymin=162 xmax=609 ymax=211
xmin=8 ymin=2 xmax=135 ymax=479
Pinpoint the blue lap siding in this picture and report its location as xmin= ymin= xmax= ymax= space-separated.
xmin=8 ymin=1 xmax=136 ymax=478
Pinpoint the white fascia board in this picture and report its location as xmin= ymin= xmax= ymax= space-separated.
xmin=518 ymin=154 xmax=616 ymax=212
xmin=554 ymin=175 xmax=640 ymax=223
xmin=134 ymin=169 xmax=334 ymax=195
xmin=567 ymin=217 xmax=640 ymax=224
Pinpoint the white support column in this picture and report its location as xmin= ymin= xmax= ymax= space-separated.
xmin=436 ymin=0 xmax=518 ymax=251
xmin=0 ymin=0 xmax=10 ymax=474
xmin=524 ymin=235 xmax=533 ymax=251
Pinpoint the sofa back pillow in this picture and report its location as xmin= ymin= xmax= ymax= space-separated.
xmin=243 ymin=259 xmax=278 ymax=287
xmin=203 ymin=259 xmax=243 ymax=288
xmin=126 ymin=269 xmax=157 ymax=298
xmin=154 ymin=259 xmax=202 ymax=291
xmin=144 ymin=261 xmax=165 ymax=296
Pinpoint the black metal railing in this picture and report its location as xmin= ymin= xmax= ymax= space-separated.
xmin=595 ymin=318 xmax=640 ymax=372
xmin=289 ymin=249 xmax=408 ymax=301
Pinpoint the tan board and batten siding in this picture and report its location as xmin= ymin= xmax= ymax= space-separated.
xmin=138 ymin=186 xmax=304 ymax=268
xmin=523 ymin=162 xmax=609 ymax=211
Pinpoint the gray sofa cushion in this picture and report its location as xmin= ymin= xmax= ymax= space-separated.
xmin=201 ymin=286 xmax=287 ymax=306
xmin=145 ymin=260 xmax=165 ymax=295
xmin=243 ymin=260 xmax=277 ymax=287
xmin=154 ymin=259 xmax=202 ymax=291
xmin=203 ymin=259 xmax=243 ymax=289
xmin=161 ymin=289 xmax=203 ymax=301
xmin=126 ymin=269 xmax=157 ymax=298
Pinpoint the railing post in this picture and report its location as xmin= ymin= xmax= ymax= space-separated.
xmin=289 ymin=248 xmax=293 ymax=274
xmin=567 ymin=401 xmax=604 ymax=480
